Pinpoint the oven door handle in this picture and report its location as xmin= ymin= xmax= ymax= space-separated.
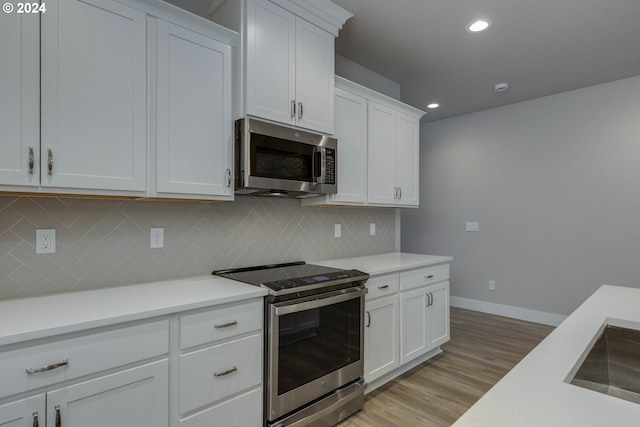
xmin=273 ymin=287 xmax=367 ymax=316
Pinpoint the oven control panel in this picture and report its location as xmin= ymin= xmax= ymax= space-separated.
xmin=264 ymin=269 xmax=366 ymax=292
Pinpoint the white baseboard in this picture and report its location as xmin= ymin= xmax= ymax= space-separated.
xmin=366 ymin=347 xmax=442 ymax=394
xmin=450 ymin=296 xmax=566 ymax=326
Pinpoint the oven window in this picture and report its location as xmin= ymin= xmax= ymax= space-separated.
xmin=251 ymin=133 xmax=314 ymax=182
xmin=277 ymin=297 xmax=361 ymax=396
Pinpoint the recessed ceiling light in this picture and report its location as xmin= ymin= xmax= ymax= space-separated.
xmin=467 ymin=19 xmax=492 ymax=33
xmin=427 ymin=103 xmax=440 ymax=109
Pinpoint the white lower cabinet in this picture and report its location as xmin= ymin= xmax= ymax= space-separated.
xmin=0 ymin=298 xmax=264 ymax=427
xmin=179 ymin=388 xmax=261 ymax=427
xmin=365 ymin=294 xmax=400 ymax=382
xmin=363 ymin=262 xmax=450 ymax=389
xmin=0 ymin=320 xmax=169 ymax=427
xmin=401 ymin=281 xmax=450 ymax=364
xmin=177 ymin=300 xmax=263 ymax=427
xmin=46 ymin=360 xmax=168 ymax=427
xmin=0 ymin=395 xmax=44 ymax=427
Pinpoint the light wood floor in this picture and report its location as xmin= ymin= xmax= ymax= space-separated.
xmin=338 ymin=307 xmax=555 ymax=427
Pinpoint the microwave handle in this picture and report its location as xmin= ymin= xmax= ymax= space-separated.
xmin=313 ymin=147 xmax=326 ymax=184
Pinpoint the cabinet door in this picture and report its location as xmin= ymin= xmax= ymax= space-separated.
xmin=0 ymin=395 xmax=45 ymax=427
xmin=331 ymin=88 xmax=367 ymax=203
xmin=367 ymin=102 xmax=397 ymax=205
xmin=294 ymin=18 xmax=334 ymax=134
xmin=0 ymin=12 xmax=39 ymax=187
xmin=156 ymin=20 xmax=233 ymax=198
xmin=46 ymin=360 xmax=168 ymax=427
xmin=395 ymin=112 xmax=420 ymax=206
xmin=365 ymin=295 xmax=399 ymax=382
xmin=400 ymin=287 xmax=428 ymax=364
xmin=41 ymin=0 xmax=147 ymax=192
xmin=427 ymin=281 xmax=450 ymax=350
xmin=246 ymin=0 xmax=296 ymax=125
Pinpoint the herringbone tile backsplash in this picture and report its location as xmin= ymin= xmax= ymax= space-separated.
xmin=0 ymin=195 xmax=396 ymax=300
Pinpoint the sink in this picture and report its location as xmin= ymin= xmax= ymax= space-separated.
xmin=569 ymin=324 xmax=640 ymax=404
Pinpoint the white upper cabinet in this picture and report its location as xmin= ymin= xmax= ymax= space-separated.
xmin=368 ymin=103 xmax=421 ymax=207
xmin=210 ymin=0 xmax=351 ymax=135
xmin=0 ymin=12 xmax=39 ymax=188
xmin=41 ymin=0 xmax=147 ymax=193
xmin=329 ymin=88 xmax=368 ymax=204
xmin=303 ymin=77 xmax=424 ymax=208
xmin=367 ymin=101 xmax=398 ymax=205
xmin=293 ymin=18 xmax=335 ymax=133
xmin=246 ymin=0 xmax=296 ymax=125
xmin=155 ymin=19 xmax=233 ymax=199
xmin=0 ymin=0 xmax=236 ymax=200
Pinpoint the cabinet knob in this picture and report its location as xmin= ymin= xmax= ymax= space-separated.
xmin=291 ymin=100 xmax=296 ymax=119
xmin=32 ymin=412 xmax=39 ymax=427
xmin=366 ymin=311 xmax=371 ymax=327
xmin=298 ymin=102 xmax=303 ymax=120
xmin=225 ymin=168 xmax=232 ymax=188
xmin=377 ymin=284 xmax=389 ymax=289
xmin=425 ymin=274 xmax=434 ymax=279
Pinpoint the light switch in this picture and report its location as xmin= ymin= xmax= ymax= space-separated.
xmin=465 ymin=222 xmax=479 ymax=232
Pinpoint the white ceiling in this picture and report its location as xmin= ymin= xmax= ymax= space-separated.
xmin=332 ymin=0 xmax=640 ymax=121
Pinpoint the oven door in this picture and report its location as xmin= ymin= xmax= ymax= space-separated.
xmin=267 ymin=286 xmax=366 ymax=422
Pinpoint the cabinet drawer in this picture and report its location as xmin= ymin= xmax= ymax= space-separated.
xmin=400 ymin=264 xmax=449 ymax=291
xmin=179 ymin=387 xmax=261 ymax=427
xmin=179 ymin=333 xmax=262 ymax=414
xmin=180 ymin=300 xmax=262 ymax=349
xmin=0 ymin=320 xmax=169 ymax=400
xmin=366 ymin=273 xmax=399 ymax=300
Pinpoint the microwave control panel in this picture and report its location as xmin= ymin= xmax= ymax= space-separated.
xmin=326 ymin=149 xmax=336 ymax=184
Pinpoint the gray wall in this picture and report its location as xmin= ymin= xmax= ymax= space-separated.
xmin=402 ymin=75 xmax=640 ymax=316
xmin=335 ymin=55 xmax=401 ymax=100
xmin=0 ymin=196 xmax=396 ymax=300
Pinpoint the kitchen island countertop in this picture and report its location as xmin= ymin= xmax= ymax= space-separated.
xmin=454 ymin=284 xmax=640 ymax=426
xmin=313 ymin=252 xmax=452 ymax=275
xmin=0 ymin=275 xmax=266 ymax=347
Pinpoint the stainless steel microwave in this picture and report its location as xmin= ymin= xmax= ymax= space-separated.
xmin=234 ymin=118 xmax=337 ymax=198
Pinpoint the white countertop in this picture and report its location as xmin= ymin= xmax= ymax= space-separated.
xmin=314 ymin=252 xmax=452 ymax=275
xmin=454 ymin=285 xmax=640 ymax=426
xmin=0 ymin=276 xmax=266 ymax=347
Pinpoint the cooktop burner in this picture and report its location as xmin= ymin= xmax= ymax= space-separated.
xmin=213 ymin=261 xmax=368 ymax=297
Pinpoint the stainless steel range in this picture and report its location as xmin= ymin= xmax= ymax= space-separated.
xmin=214 ymin=262 xmax=369 ymax=427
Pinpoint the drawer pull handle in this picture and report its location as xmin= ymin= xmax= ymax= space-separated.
xmin=366 ymin=311 xmax=371 ymax=327
xmin=214 ymin=320 xmax=238 ymax=329
xmin=214 ymin=366 xmax=238 ymax=377
xmin=28 ymin=147 xmax=35 ymax=175
xmin=426 ymin=274 xmax=434 ymax=279
xmin=55 ymin=406 xmax=61 ymax=427
xmin=26 ymin=359 xmax=69 ymax=374
xmin=377 ymin=285 xmax=389 ymax=289
xmin=47 ymin=149 xmax=53 ymax=176
xmin=32 ymin=412 xmax=39 ymax=427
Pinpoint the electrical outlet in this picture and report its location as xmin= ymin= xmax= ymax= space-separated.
xmin=36 ymin=229 xmax=56 ymax=254
xmin=489 ymin=280 xmax=496 ymax=291
xmin=334 ymin=224 xmax=342 ymax=238
xmin=370 ymin=223 xmax=376 ymax=236
xmin=150 ymin=227 xmax=164 ymax=248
